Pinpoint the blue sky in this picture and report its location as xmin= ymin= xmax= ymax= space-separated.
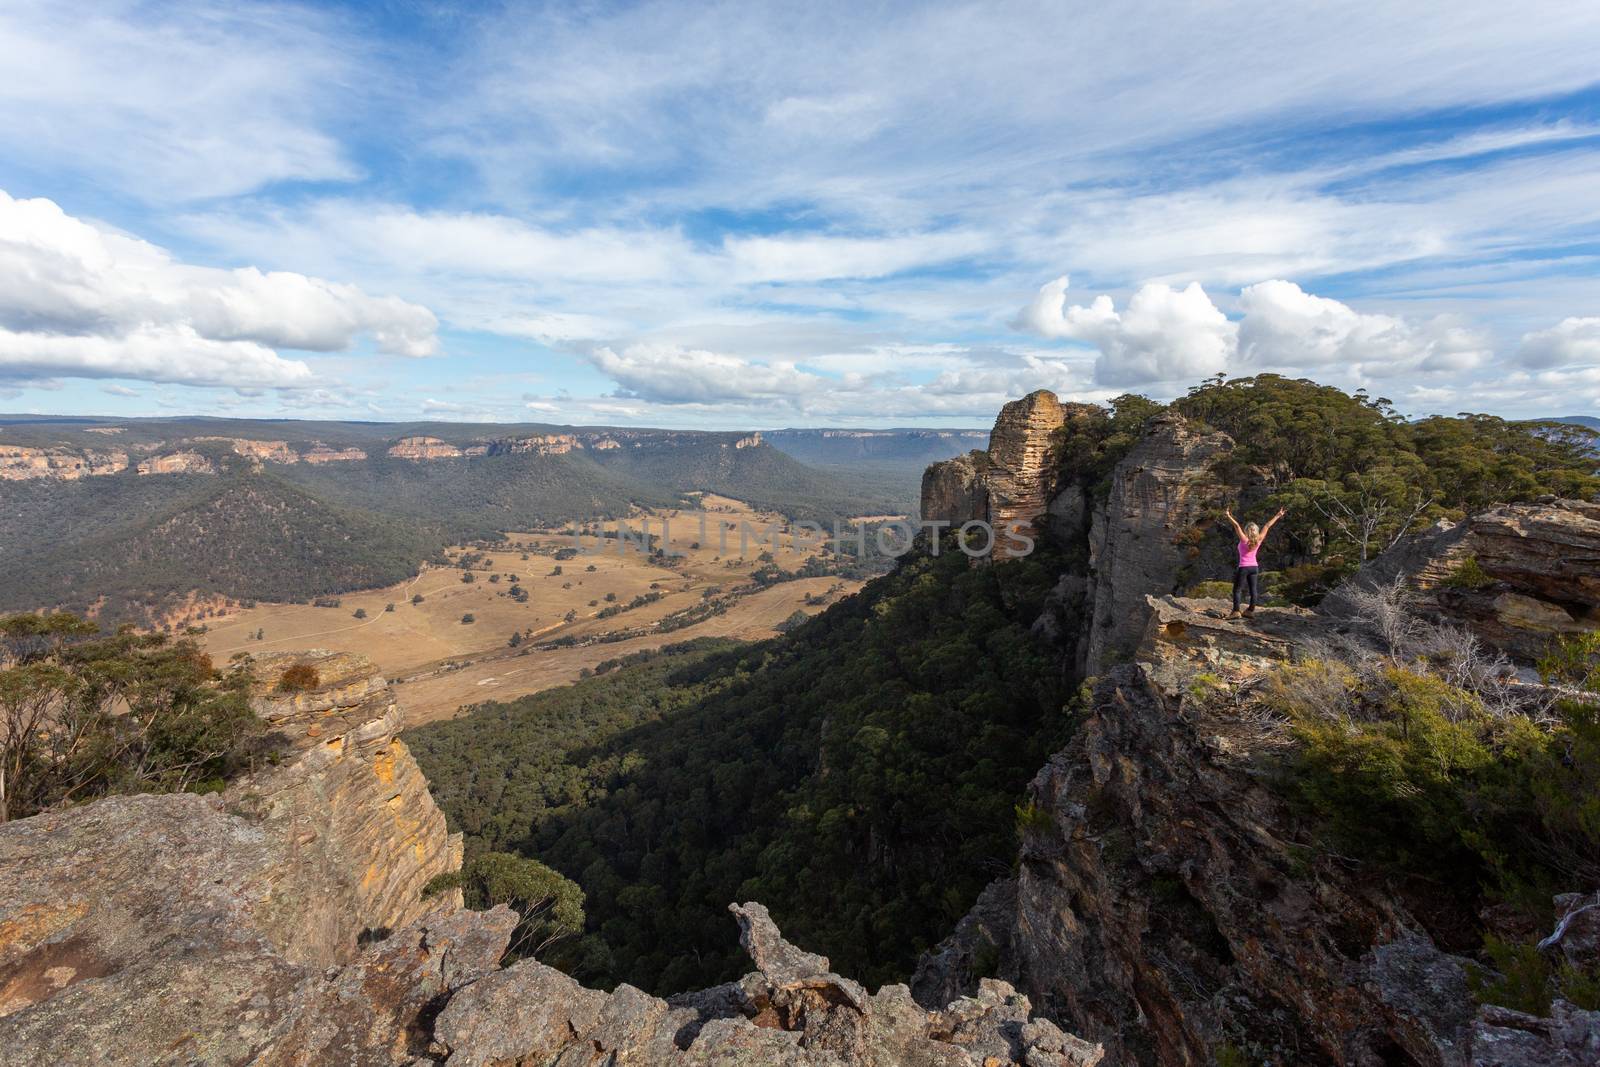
xmin=1 ymin=0 xmax=1598 ymax=428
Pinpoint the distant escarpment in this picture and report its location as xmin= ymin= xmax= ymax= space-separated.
xmin=0 ymin=651 xmax=1103 ymax=1066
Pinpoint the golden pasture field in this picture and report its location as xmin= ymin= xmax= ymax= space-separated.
xmin=201 ymin=496 xmax=864 ymax=724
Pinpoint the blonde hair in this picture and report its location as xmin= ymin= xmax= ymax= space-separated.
xmin=1244 ymin=522 xmax=1262 ymax=544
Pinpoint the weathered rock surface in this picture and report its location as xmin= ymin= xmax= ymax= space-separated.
xmin=0 ymin=646 xmax=1103 ymax=1066
xmin=438 ymin=901 xmax=1103 ymax=1067
xmin=388 ymin=435 xmax=465 ymax=460
xmin=1001 ymin=663 xmax=1485 ymax=1066
xmin=1325 ymin=498 xmax=1600 ymax=662
xmin=0 ymin=650 xmax=464 ymax=1060
xmin=134 ymin=449 xmax=214 ymax=475
xmin=921 ymin=449 xmax=991 ymax=529
xmin=1133 ymin=594 xmax=1354 ymax=695
xmin=1079 ymin=416 xmax=1236 ymax=675
xmin=0 ymin=444 xmax=128 ymax=480
xmin=920 ymin=391 xmax=1081 ymax=558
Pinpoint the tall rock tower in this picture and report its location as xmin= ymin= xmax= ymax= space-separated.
xmin=921 ymin=390 xmax=1073 ymax=558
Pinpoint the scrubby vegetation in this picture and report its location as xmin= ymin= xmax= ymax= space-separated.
xmin=1231 ymin=582 xmax=1600 ymax=1011
xmin=1056 ymin=376 xmax=1600 ymax=602
xmin=424 ymin=851 xmax=587 ymax=964
xmin=0 ymin=612 xmax=278 ymax=822
xmin=407 ymin=542 xmax=1072 ymax=992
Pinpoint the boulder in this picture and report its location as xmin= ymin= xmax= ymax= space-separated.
xmin=1326 ymin=498 xmax=1600 ymax=662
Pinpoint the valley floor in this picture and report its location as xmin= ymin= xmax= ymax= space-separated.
xmin=199 ymin=495 xmax=865 ymax=724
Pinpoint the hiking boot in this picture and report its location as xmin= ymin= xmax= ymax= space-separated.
xmin=1226 ymin=610 xmax=1242 ymax=619
xmin=1243 ymin=606 xmax=1256 ymax=618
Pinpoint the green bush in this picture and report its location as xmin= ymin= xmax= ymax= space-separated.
xmin=1442 ymin=556 xmax=1494 ymax=590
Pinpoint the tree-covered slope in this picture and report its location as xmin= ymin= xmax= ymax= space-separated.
xmin=407 ymin=542 xmax=1072 ymax=992
xmin=5 ymin=471 xmax=444 ymax=618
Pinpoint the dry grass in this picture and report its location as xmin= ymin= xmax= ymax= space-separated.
xmin=199 ymin=498 xmax=861 ymax=725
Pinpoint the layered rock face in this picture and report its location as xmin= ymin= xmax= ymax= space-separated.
xmin=0 ymin=652 xmax=463 ymax=1039
xmin=1078 ymin=415 xmax=1236 ymax=675
xmin=388 ymin=435 xmax=465 ymax=460
xmin=134 ymin=450 xmax=215 ymax=475
xmin=232 ymin=650 xmax=463 ymax=962
xmin=1325 ymin=498 xmax=1600 ymax=661
xmin=921 ymin=390 xmax=1077 ymax=556
xmin=0 ymin=445 xmax=128 ymax=480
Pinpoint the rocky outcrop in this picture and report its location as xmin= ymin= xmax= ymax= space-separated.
xmin=0 ymin=643 xmax=1105 ymax=1066
xmin=193 ymin=437 xmax=301 ymax=464
xmin=436 ymin=901 xmax=1103 ymax=1067
xmin=921 ymin=390 xmax=1081 ymax=557
xmin=303 ymin=444 xmax=368 ymax=463
xmin=1079 ymin=415 xmax=1236 ymax=675
xmin=134 ymin=450 xmax=214 ymax=475
xmin=999 ymin=663 xmax=1480 ymax=1066
xmin=0 ymin=649 xmax=463 ymax=1029
xmin=0 ymin=444 xmax=128 ymax=480
xmin=388 ymin=435 xmax=464 ymax=460
xmin=230 ymin=650 xmax=463 ymax=960
xmin=1325 ymin=498 xmax=1600 ymax=662
xmin=1133 ymin=594 xmax=1352 ymax=695
xmin=493 ymin=433 xmax=580 ymax=456
xmin=921 ymin=450 xmax=992 ymax=528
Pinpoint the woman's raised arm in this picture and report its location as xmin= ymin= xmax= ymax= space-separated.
xmin=1260 ymin=507 xmax=1286 ymax=541
xmin=1224 ymin=506 xmax=1246 ymax=540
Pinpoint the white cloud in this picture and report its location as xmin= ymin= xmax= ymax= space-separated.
xmin=1518 ymin=317 xmax=1600 ymax=369
xmin=101 ymin=384 xmax=140 ymax=397
xmin=1236 ymin=280 xmax=1490 ymax=375
xmin=0 ymin=190 xmax=437 ymax=387
xmin=0 ymin=0 xmax=358 ymax=201
xmin=0 ymin=325 xmax=312 ymax=388
xmin=589 ymin=344 xmax=826 ymax=405
xmin=1018 ymin=276 xmax=1236 ymax=386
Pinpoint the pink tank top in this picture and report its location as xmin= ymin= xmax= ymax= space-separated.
xmin=1238 ymin=540 xmax=1260 ymax=567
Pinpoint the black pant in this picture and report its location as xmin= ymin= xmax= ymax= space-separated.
xmin=1233 ymin=566 xmax=1260 ymax=611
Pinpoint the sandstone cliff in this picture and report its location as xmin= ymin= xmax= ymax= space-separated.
xmin=921 ymin=392 xmax=1242 ymax=674
xmin=1077 ymin=415 xmax=1236 ymax=675
xmin=921 ymin=390 xmax=1086 ymax=557
xmin=1324 ymin=497 xmax=1600 ymax=662
xmin=0 ymin=444 xmax=128 ymax=480
xmin=388 ymin=435 xmax=465 ymax=460
xmin=0 ymin=649 xmax=1104 ymax=1066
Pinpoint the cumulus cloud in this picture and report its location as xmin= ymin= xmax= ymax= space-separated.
xmin=1236 ymin=280 xmax=1489 ymax=375
xmin=1019 ymin=276 xmax=1496 ymax=389
xmin=0 ymin=325 xmax=312 ymax=388
xmin=589 ymin=343 xmax=826 ymax=405
xmin=0 ymin=190 xmax=437 ymax=387
xmin=1518 ymin=317 xmax=1600 ymax=369
xmin=1018 ymin=276 xmax=1236 ymax=386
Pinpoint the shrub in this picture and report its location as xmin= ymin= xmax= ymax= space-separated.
xmin=461 ymin=613 xmax=476 ymax=625
xmin=423 ymin=852 xmax=584 ymax=960
xmin=411 ymin=594 xmax=424 ymax=605
xmin=276 ymin=663 xmax=321 ymax=693
xmin=352 ymin=608 xmax=367 ymax=619
xmin=1443 ymin=556 xmax=1495 ymax=590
